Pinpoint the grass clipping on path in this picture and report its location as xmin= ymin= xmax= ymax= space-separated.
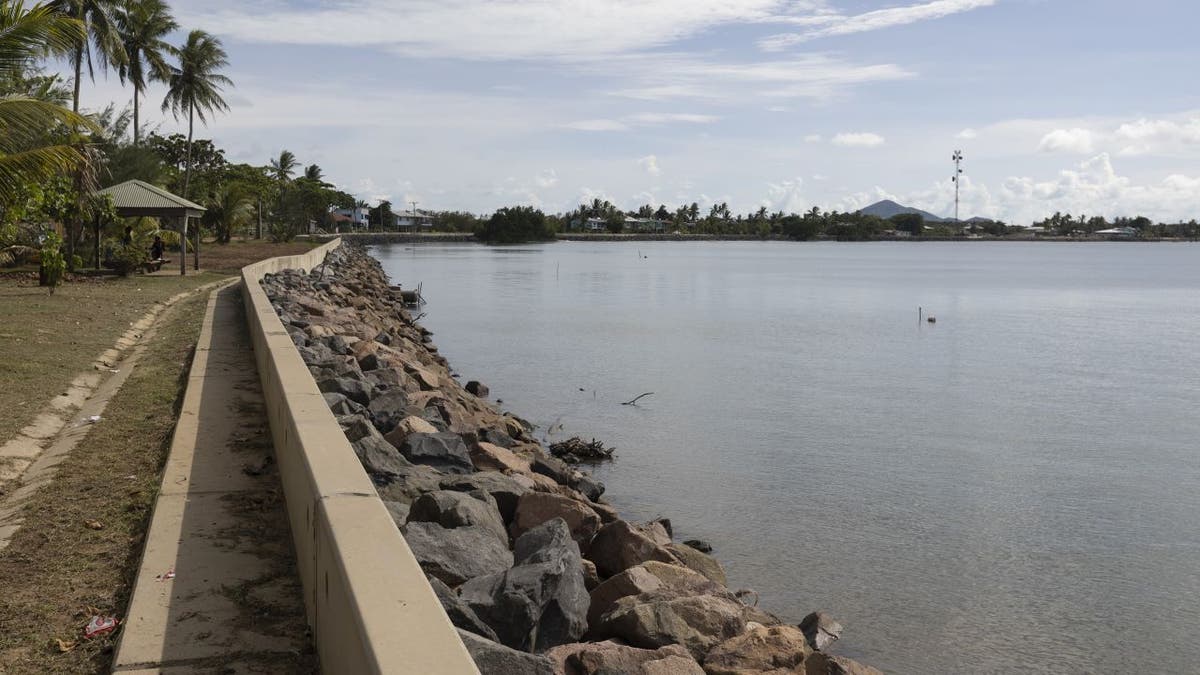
xmin=0 ymin=291 xmax=207 ymax=674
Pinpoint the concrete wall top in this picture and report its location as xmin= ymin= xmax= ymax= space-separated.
xmin=241 ymin=238 xmax=480 ymax=675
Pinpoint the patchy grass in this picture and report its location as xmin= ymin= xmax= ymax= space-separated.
xmin=0 ymin=273 xmax=226 ymax=444
xmin=0 ymin=292 xmax=204 ymax=673
xmin=199 ymin=239 xmax=318 ymax=275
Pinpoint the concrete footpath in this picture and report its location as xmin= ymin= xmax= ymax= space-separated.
xmin=113 ymin=283 xmax=316 ymax=673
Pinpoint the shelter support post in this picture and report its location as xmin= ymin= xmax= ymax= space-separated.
xmin=180 ymin=215 xmax=187 ymax=276
xmin=193 ymin=220 xmax=200 ymax=271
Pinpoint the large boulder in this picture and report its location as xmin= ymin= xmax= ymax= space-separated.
xmin=367 ymin=389 xmax=410 ymax=434
xmin=545 ymin=640 xmax=704 ymax=675
xmin=396 ymin=432 xmax=475 ymax=474
xmin=586 ymin=520 xmax=679 ymax=579
xmin=592 ymin=590 xmax=746 ymax=660
xmin=440 ymin=471 xmax=530 ymax=524
xmin=352 ymin=434 xmax=414 ymax=477
xmin=322 ymin=392 xmax=364 ymax=416
xmin=384 ymin=415 xmax=440 ymax=447
xmin=425 ymin=576 xmax=499 ymax=642
xmin=666 ymin=543 xmax=727 ymax=586
xmin=457 ymin=629 xmax=555 ymax=675
xmin=459 ymin=519 xmax=589 ymax=652
xmin=702 ymin=624 xmax=811 ymax=675
xmin=400 ymin=521 xmax=512 ymax=586
xmin=799 ymin=612 xmax=844 ymax=652
xmin=531 ymin=454 xmax=575 ymax=485
xmin=374 ymin=463 xmax=445 ymax=504
xmin=407 ymin=490 xmax=508 ymax=544
xmin=511 ymin=492 xmax=601 ymax=545
xmin=317 ymin=376 xmax=371 ymax=405
xmin=471 ymin=442 xmax=532 ymax=473
xmin=588 ymin=561 xmax=732 ymax=628
xmin=804 ymin=653 xmax=883 ymax=675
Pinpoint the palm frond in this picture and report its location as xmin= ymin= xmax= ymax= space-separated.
xmin=0 ymin=1 xmax=86 ymax=73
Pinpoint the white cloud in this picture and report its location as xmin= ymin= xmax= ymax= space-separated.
xmin=626 ymin=112 xmax=718 ymax=124
xmin=759 ymin=0 xmax=996 ymax=50
xmin=535 ymin=169 xmax=559 ymax=188
xmin=1113 ymin=117 xmax=1200 ymax=155
xmin=638 ymin=155 xmax=662 ymax=176
xmin=1038 ymin=128 xmax=1094 ymax=154
xmin=763 ymin=177 xmax=810 ymax=213
xmin=804 ymin=134 xmax=823 ymax=143
xmin=564 ymin=119 xmax=629 ymax=132
xmin=831 ymin=132 xmax=885 ymax=147
xmin=956 ymin=128 xmax=978 ymax=139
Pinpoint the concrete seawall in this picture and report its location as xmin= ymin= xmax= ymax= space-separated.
xmin=240 ymin=239 xmax=479 ymax=674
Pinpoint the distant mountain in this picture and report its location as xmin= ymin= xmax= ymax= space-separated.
xmin=857 ymin=199 xmax=946 ymax=222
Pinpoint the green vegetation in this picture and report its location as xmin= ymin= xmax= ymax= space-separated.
xmin=477 ymin=205 xmax=555 ymax=244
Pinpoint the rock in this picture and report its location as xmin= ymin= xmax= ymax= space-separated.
xmin=396 ymin=432 xmax=475 ymax=474
xmin=511 ymin=492 xmax=601 ymax=545
xmin=478 ymin=427 xmax=516 ymax=448
xmin=586 ymin=520 xmax=679 ymax=579
xmin=740 ymin=605 xmax=783 ymax=628
xmin=325 ymin=334 xmax=352 ymax=355
xmin=465 ymin=380 xmax=489 ymax=397
xmin=666 ymin=544 xmax=727 ymax=586
xmin=581 ymin=559 xmax=600 ymax=591
xmin=367 ymin=389 xmax=410 ymax=434
xmin=406 ymin=363 xmax=441 ymax=389
xmin=804 ymin=653 xmax=883 ymax=675
xmin=400 ymin=521 xmax=513 ymax=586
xmin=702 ymin=624 xmax=811 ymax=675
xmin=362 ymin=366 xmax=418 ymax=392
xmin=643 ymin=520 xmax=673 ymax=546
xmin=545 ymin=640 xmax=704 ymax=675
xmin=383 ymin=415 xmax=440 ymax=448
xmin=374 ymin=463 xmax=445 ymax=504
xmin=652 ymin=518 xmax=673 ymax=539
xmin=531 ymin=454 xmax=575 ymax=485
xmin=322 ymin=391 xmax=365 ymax=416
xmin=426 ymin=576 xmax=499 ymax=641
xmin=683 ymin=539 xmax=713 ymax=554
xmin=471 ymin=442 xmax=532 ymax=473
xmin=440 ymin=472 xmax=530 ymax=523
xmin=460 ymin=519 xmax=589 ymax=652
xmin=317 ymin=376 xmax=372 ymax=405
xmin=799 ymin=612 xmax=843 ymax=652
xmin=337 ymin=414 xmax=381 ymax=443
xmin=457 ymin=629 xmax=555 ymax=675
xmin=593 ymin=590 xmax=746 ymax=660
xmin=407 ymin=490 xmax=508 ymax=544
xmin=589 ymin=499 xmax=620 ymax=524
xmin=573 ymin=473 xmax=606 ymax=501
xmin=352 ymin=435 xmax=414 ymax=477
xmin=588 ymin=561 xmax=732 ymax=628
xmin=383 ymin=500 xmax=410 ymax=526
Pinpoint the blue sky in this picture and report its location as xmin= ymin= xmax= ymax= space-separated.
xmin=77 ymin=0 xmax=1200 ymax=223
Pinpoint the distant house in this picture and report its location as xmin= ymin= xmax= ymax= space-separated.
xmin=330 ymin=206 xmax=369 ymax=229
xmin=1095 ymin=226 xmax=1137 ymax=238
xmin=582 ymin=217 xmax=608 ymax=232
xmin=624 ymin=216 xmax=666 ymax=233
xmin=396 ymin=210 xmax=436 ymax=231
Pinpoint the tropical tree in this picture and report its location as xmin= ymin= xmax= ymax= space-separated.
xmin=269 ymin=149 xmax=296 ymax=182
xmin=0 ymin=1 xmax=96 ymax=196
xmin=114 ymin=0 xmax=176 ymax=145
xmin=203 ymin=182 xmax=252 ymax=243
xmin=303 ymin=163 xmax=321 ymax=181
xmin=49 ymin=0 xmax=126 ymax=113
xmin=161 ymin=29 xmax=229 ymax=198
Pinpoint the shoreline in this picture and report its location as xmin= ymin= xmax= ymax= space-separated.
xmin=307 ymin=232 xmax=1192 ymax=244
xmin=261 ymin=242 xmax=882 ymax=674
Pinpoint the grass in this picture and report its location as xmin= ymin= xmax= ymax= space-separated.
xmin=0 ymin=239 xmax=316 ymax=444
xmin=0 ymin=291 xmax=205 ymax=673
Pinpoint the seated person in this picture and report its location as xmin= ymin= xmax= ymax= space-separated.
xmin=150 ymin=235 xmax=164 ymax=261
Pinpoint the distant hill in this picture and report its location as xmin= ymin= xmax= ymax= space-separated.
xmin=857 ymin=199 xmax=946 ymax=222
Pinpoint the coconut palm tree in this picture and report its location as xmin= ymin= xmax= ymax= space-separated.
xmin=303 ymin=163 xmax=322 ymax=181
xmin=48 ymin=0 xmax=126 ymax=113
xmin=269 ymin=149 xmax=296 ymax=182
xmin=0 ymin=1 xmax=96 ymax=195
xmin=161 ymin=29 xmax=229 ymax=198
xmin=114 ymin=0 xmax=175 ymax=145
xmin=203 ymin=182 xmax=252 ymax=243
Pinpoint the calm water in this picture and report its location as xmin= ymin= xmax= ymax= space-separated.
xmin=373 ymin=241 xmax=1200 ymax=674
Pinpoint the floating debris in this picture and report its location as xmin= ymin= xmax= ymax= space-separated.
xmin=549 ymin=437 xmax=615 ymax=463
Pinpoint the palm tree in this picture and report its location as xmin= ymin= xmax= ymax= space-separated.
xmin=303 ymin=163 xmax=322 ymax=181
xmin=269 ymin=149 xmax=296 ymax=182
xmin=203 ymin=183 xmax=252 ymax=243
xmin=161 ymin=29 xmax=230 ymax=198
xmin=49 ymin=0 xmax=126 ymax=113
xmin=114 ymin=0 xmax=176 ymax=145
xmin=0 ymin=1 xmax=96 ymax=196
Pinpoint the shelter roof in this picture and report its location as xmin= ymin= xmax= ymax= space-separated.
xmin=97 ymin=179 xmax=206 ymax=219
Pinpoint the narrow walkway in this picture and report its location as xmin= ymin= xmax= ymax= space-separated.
xmin=113 ymin=284 xmax=316 ymax=673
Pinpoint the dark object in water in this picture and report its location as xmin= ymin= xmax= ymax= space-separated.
xmin=549 ymin=437 xmax=615 ymax=462
xmin=927 ymin=316 xmax=937 ymax=323
xmin=683 ymin=539 xmax=713 ymax=553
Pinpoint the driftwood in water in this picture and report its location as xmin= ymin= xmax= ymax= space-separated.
xmin=621 ymin=392 xmax=653 ymax=406
xmin=549 ymin=437 xmax=615 ymax=463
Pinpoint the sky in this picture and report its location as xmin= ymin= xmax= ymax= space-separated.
xmin=73 ymin=0 xmax=1200 ymax=223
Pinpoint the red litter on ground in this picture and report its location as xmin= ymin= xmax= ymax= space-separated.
xmin=155 ymin=567 xmax=175 ymax=581
xmin=84 ymin=615 xmax=119 ymax=639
